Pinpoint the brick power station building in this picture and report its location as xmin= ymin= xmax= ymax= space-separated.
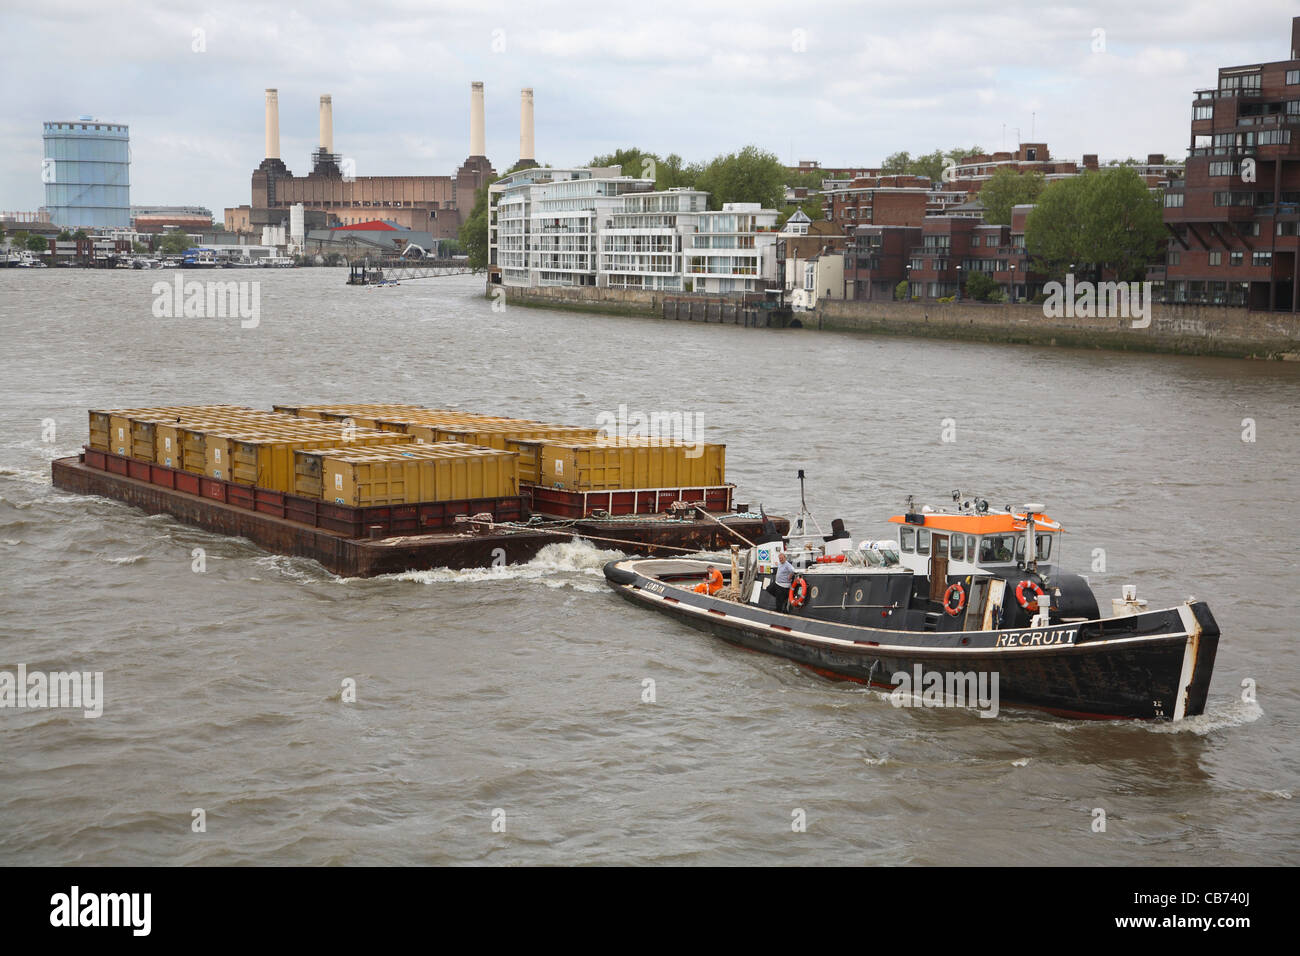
xmin=240 ymin=83 xmax=531 ymax=241
xmin=1163 ymin=16 xmax=1300 ymax=311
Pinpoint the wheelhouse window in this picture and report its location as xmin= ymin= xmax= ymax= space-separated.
xmin=950 ymin=536 xmax=965 ymax=560
xmin=980 ymin=535 xmax=1016 ymax=563
xmin=917 ymin=529 xmax=931 ymax=555
xmin=967 ymin=535 xmax=977 ymax=559
xmin=934 ymin=535 xmax=948 ymax=557
xmin=899 ymin=527 xmax=915 ymax=552
xmin=1036 ymin=534 xmax=1053 ymax=560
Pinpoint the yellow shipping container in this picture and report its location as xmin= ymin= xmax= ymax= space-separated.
xmin=227 ymin=429 xmax=409 ymax=491
xmin=297 ymin=443 xmax=518 ymax=506
xmin=539 ymin=439 xmax=726 ymax=491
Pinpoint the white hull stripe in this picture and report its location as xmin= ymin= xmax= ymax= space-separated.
xmin=1172 ymin=604 xmax=1202 ymax=721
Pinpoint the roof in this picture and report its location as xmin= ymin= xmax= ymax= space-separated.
xmin=888 ymin=512 xmax=1063 ymax=534
xmin=333 ymin=220 xmax=403 ymax=232
xmin=787 ymin=209 xmax=812 ymax=223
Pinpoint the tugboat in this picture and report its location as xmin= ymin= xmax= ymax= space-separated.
xmin=603 ymin=484 xmax=1219 ymax=721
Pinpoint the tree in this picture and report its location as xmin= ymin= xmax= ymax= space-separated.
xmin=979 ymin=168 xmax=1046 ymax=225
xmin=881 ymin=151 xmax=912 ymax=175
xmin=459 ymin=182 xmax=492 ymax=271
xmin=72 ymin=229 xmax=89 ymax=240
xmin=1025 ymin=167 xmax=1164 ymax=282
xmin=776 ymin=195 xmax=823 ymax=227
xmin=26 ymin=234 xmax=50 ymax=253
xmin=693 ymin=145 xmax=786 ymax=210
xmin=159 ymin=232 xmax=191 ymax=255
xmin=964 ymin=271 xmax=1000 ymax=301
xmin=132 ymin=241 xmax=149 ymax=253
xmin=907 ymin=149 xmax=948 ymax=184
xmin=590 ymin=147 xmax=659 ymax=183
xmin=57 ymin=230 xmax=72 ymax=241
xmin=895 ymin=280 xmax=910 ymax=300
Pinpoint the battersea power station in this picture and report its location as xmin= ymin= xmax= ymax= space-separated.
xmin=235 ymin=82 xmax=536 ymax=240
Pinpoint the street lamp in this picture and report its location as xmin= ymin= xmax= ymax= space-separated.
xmin=955 ymin=263 xmax=963 ymax=301
xmin=1009 ymin=262 xmax=1017 ymax=304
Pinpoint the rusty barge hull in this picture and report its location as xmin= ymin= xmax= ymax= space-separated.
xmin=50 ymin=456 xmax=779 ymax=577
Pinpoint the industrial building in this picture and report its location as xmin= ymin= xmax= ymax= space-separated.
xmin=42 ymin=117 xmax=130 ymax=229
xmin=130 ymin=205 xmax=214 ymax=233
xmin=242 ymin=83 xmax=520 ymax=240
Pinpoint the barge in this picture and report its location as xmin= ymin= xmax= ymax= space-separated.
xmin=51 ymin=452 xmax=780 ymax=577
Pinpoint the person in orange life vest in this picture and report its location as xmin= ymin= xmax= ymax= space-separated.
xmin=694 ymin=565 xmax=724 ymax=595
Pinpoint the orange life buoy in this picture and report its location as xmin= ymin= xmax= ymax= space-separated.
xmin=1016 ymin=579 xmax=1046 ymax=612
xmin=943 ymin=582 xmax=966 ymax=616
xmin=788 ymin=575 xmax=809 ymax=609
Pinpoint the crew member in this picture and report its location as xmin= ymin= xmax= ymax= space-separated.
xmin=767 ymin=551 xmax=794 ymax=612
xmin=694 ymin=565 xmax=725 ymax=595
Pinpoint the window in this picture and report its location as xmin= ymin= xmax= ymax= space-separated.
xmin=1209 ymin=251 xmax=1222 ymax=266
xmin=980 ymin=535 xmax=1016 ymax=563
xmin=1167 ymin=250 xmax=1181 ymax=265
xmin=1253 ymin=251 xmax=1272 ymax=266
xmin=1230 ymin=251 xmax=1243 ymax=266
xmin=1164 ymin=192 xmax=1184 ymax=207
xmin=1288 ymin=70 xmax=1300 ymax=84
xmin=1288 ymin=101 xmax=1300 ymax=116
xmin=950 ymin=536 xmax=964 ymax=561
xmin=1036 ymin=534 xmax=1053 ymax=560
xmin=1278 ymin=222 xmax=1298 ymax=237
xmin=1194 ymin=105 xmax=1213 ymax=120
xmin=1208 ymin=162 xmax=1236 ymax=177
xmin=967 ymin=535 xmax=976 ymax=559
xmin=899 ymin=527 xmax=915 ymax=552
xmin=935 ymin=536 xmax=949 ymax=557
xmin=917 ymin=529 xmax=931 ymax=556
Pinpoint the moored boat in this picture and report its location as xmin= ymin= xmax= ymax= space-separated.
xmin=603 ymin=492 xmax=1219 ymax=721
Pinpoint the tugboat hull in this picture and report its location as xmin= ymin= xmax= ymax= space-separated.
xmin=604 ymin=559 xmax=1219 ymax=721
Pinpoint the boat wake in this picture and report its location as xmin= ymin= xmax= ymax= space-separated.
xmin=390 ymin=540 xmax=626 ymax=586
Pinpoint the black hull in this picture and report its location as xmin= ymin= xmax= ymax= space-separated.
xmin=604 ymin=559 xmax=1219 ymax=721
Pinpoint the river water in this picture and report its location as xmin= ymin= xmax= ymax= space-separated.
xmin=0 ymin=268 xmax=1295 ymax=865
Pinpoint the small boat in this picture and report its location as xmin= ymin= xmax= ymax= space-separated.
xmin=603 ymin=489 xmax=1219 ymax=721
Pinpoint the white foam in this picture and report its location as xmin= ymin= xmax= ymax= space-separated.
xmin=389 ymin=539 xmax=625 ymax=586
xmin=1011 ymin=757 xmax=1030 ymax=766
xmin=1145 ymin=697 xmax=1264 ymax=735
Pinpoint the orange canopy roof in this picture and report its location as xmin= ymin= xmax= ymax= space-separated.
xmin=888 ymin=512 xmax=1063 ymax=534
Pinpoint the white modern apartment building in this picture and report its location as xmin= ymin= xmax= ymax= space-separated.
xmin=490 ymin=166 xmax=653 ymax=287
xmin=602 ymin=188 xmax=708 ymax=291
xmin=685 ymin=203 xmax=779 ymax=294
xmin=490 ymin=166 xmax=779 ymax=293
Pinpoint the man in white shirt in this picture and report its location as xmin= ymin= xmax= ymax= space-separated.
xmin=768 ymin=551 xmax=795 ymax=612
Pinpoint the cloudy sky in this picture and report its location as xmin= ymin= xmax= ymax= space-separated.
xmin=1 ymin=0 xmax=1296 ymax=218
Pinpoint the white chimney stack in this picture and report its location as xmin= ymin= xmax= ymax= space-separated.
xmin=264 ymin=88 xmax=280 ymax=160
xmin=319 ymin=94 xmax=333 ymax=153
xmin=470 ymin=81 xmax=486 ymax=157
xmin=520 ymin=88 xmax=535 ymax=162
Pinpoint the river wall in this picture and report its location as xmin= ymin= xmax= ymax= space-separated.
xmin=501 ymin=285 xmax=1300 ymax=360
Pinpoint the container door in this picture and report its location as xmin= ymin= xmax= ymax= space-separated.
xmin=928 ymin=534 xmax=949 ymax=602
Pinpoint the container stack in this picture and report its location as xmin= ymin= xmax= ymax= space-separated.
xmin=85 ymin=401 xmax=733 ymax=523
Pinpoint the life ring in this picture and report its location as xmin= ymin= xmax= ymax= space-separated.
xmin=788 ymin=576 xmax=809 ymax=609
xmin=943 ymin=582 xmax=966 ymax=616
xmin=1016 ymin=579 xmax=1046 ymax=612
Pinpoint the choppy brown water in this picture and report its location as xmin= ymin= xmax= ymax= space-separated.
xmin=0 ymin=268 xmax=1296 ymax=865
